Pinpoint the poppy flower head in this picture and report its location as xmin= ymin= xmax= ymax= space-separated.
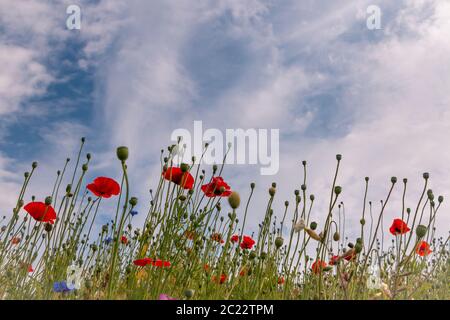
xmin=203 ymin=264 xmax=210 ymax=272
xmin=240 ymin=235 xmax=256 ymax=250
xmin=211 ymin=233 xmax=224 ymax=244
xmin=311 ymin=260 xmax=327 ymax=275
xmin=87 ymin=177 xmax=120 ymax=198
xmin=416 ymin=241 xmax=432 ymax=257
xmin=212 ymin=274 xmax=227 ymax=284
xmin=278 ymin=277 xmax=285 ymax=285
xmin=329 ymin=255 xmax=340 ymax=266
xmin=389 ymin=219 xmax=410 ymax=236
xmin=121 ymin=236 xmax=128 ymax=244
xmin=231 ymin=235 xmax=239 ymax=243
xmin=201 ymin=177 xmax=232 ymax=197
xmin=11 ymin=237 xmax=21 ymax=245
xmin=163 ymin=167 xmax=194 ymax=190
xmin=152 ymin=259 xmax=171 ymax=268
xmin=24 ymin=202 xmax=57 ymax=224
xmin=133 ymin=258 xmax=153 ymax=267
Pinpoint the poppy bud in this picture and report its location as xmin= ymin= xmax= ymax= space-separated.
xmin=260 ymin=252 xmax=267 ymax=260
xmin=45 ymin=196 xmax=52 ymax=205
xmin=86 ymin=153 xmax=91 ymax=160
xmin=32 ymin=162 xmax=38 ymax=169
xmin=24 ymin=172 xmax=30 ymax=178
xmin=184 ymin=289 xmax=195 ymax=299
xmin=336 ymin=154 xmax=342 ymax=161
xmin=212 ymin=164 xmax=218 ymax=172
xmin=310 ymin=194 xmax=315 ymax=201
xmin=348 ymin=242 xmax=354 ymax=248
xmin=66 ymin=184 xmax=72 ymax=193
xmin=305 ymin=228 xmax=322 ymax=241
xmin=438 ymin=195 xmax=443 ymax=203
xmin=180 ymin=163 xmax=190 ymax=172
xmin=355 ymin=242 xmax=363 ymax=253
xmin=44 ymin=223 xmax=52 ymax=233
xmin=334 ymin=186 xmax=342 ymax=195
xmin=116 ymin=146 xmax=129 ymax=161
xmin=178 ymin=195 xmax=186 ymax=201
xmin=423 ymin=172 xmax=429 ymax=179
xmin=81 ymin=137 xmax=86 ymax=143
xmin=333 ymin=232 xmax=340 ymax=241
xmin=129 ymin=197 xmax=138 ymax=206
xmin=360 ymin=218 xmax=366 ymax=225
xmin=406 ymin=208 xmax=411 ymax=214
xmin=275 ymin=237 xmax=284 ymax=248
xmin=416 ymin=225 xmax=427 ymax=238
xmin=356 ymin=237 xmax=363 ymax=244
xmin=284 ymin=201 xmax=289 ymax=207
xmin=228 ymin=192 xmax=240 ymax=209
xmin=310 ymin=222 xmax=318 ymax=230
xmin=301 ymin=184 xmax=307 ymax=191
xmin=391 ymin=177 xmax=397 ymax=184
xmin=302 ymin=160 xmax=307 ymax=166
xmin=249 ymin=251 xmax=256 ymax=260
xmin=269 ymin=187 xmax=276 ymax=197
xmin=294 ymin=190 xmax=299 ymax=196
xmin=102 ymin=225 xmax=108 ymax=233
xmin=365 ymin=177 xmax=369 ymax=182
xmin=82 ymin=163 xmax=88 ymax=171
xmin=250 ymin=182 xmax=255 ymax=189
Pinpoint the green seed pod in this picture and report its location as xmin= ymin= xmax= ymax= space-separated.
xmin=269 ymin=187 xmax=276 ymax=197
xmin=333 ymin=232 xmax=340 ymax=242
xmin=184 ymin=289 xmax=195 ymax=298
xmin=116 ymin=146 xmax=129 ymax=161
xmin=32 ymin=161 xmax=38 ymax=169
xmin=249 ymin=251 xmax=257 ymax=260
xmin=354 ymin=242 xmax=363 ymax=253
xmin=336 ymin=154 xmax=342 ymax=161
xmin=44 ymin=223 xmax=52 ymax=233
xmin=180 ymin=163 xmax=190 ymax=172
xmin=334 ymin=186 xmax=342 ymax=195
xmin=82 ymin=163 xmax=88 ymax=171
xmin=275 ymin=236 xmax=284 ymax=248
xmin=391 ymin=177 xmax=397 ymax=184
xmin=228 ymin=192 xmax=241 ymax=209
xmin=250 ymin=182 xmax=255 ymax=189
xmin=45 ymin=196 xmax=52 ymax=205
xmin=129 ymin=197 xmax=138 ymax=206
xmin=416 ymin=225 xmax=427 ymax=238
xmin=360 ymin=218 xmax=366 ymax=225
xmin=310 ymin=221 xmax=318 ymax=230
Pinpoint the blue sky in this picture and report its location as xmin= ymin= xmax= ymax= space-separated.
xmin=1 ymin=0 xmax=450 ymax=240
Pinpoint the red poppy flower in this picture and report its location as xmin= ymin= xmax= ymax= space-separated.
xmin=87 ymin=177 xmax=120 ymax=198
xmin=416 ymin=241 xmax=432 ymax=257
xmin=311 ymin=260 xmax=327 ymax=275
xmin=212 ymin=274 xmax=227 ymax=284
xmin=203 ymin=264 xmax=210 ymax=272
xmin=389 ymin=219 xmax=410 ymax=236
xmin=201 ymin=177 xmax=232 ymax=197
xmin=152 ymin=259 xmax=171 ymax=268
xmin=211 ymin=233 xmax=225 ymax=244
xmin=121 ymin=236 xmax=128 ymax=244
xmin=24 ymin=202 xmax=57 ymax=224
xmin=240 ymin=235 xmax=255 ymax=250
xmin=329 ymin=255 xmax=340 ymax=266
xmin=239 ymin=268 xmax=247 ymax=277
xmin=28 ymin=265 xmax=33 ymax=273
xmin=343 ymin=249 xmax=357 ymax=262
xmin=163 ymin=167 xmax=194 ymax=190
xmin=134 ymin=258 xmax=153 ymax=267
xmin=11 ymin=237 xmax=21 ymax=245
xmin=231 ymin=235 xmax=239 ymax=243
xmin=278 ymin=277 xmax=285 ymax=285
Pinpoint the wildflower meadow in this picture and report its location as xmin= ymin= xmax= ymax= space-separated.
xmin=0 ymin=137 xmax=448 ymax=300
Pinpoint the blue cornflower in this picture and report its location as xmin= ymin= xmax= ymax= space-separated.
xmin=53 ymin=281 xmax=72 ymax=293
xmin=105 ymin=237 xmax=113 ymax=245
xmin=130 ymin=210 xmax=138 ymax=217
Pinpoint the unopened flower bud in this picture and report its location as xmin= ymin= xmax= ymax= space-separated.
xmin=228 ymin=192 xmax=240 ymax=209
xmin=116 ymin=146 xmax=129 ymax=161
